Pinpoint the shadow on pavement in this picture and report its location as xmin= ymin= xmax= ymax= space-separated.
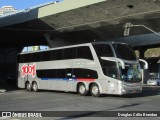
xmin=0 ymin=80 xmax=19 ymax=92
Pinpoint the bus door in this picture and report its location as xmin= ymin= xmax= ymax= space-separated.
xmin=66 ymin=69 xmax=74 ymax=91
xmin=103 ymin=61 xmax=119 ymax=94
xmin=106 ymin=77 xmax=118 ymax=94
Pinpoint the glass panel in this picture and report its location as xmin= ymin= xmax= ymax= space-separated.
xmin=66 ymin=68 xmax=73 ymax=78
xmin=72 ymin=69 xmax=83 ymax=78
xmin=113 ymin=44 xmax=136 ymax=60
xmin=100 ymin=60 xmax=120 ymax=79
xmin=120 ymin=64 xmax=142 ymax=82
xmin=34 ymin=52 xmax=41 ymax=62
xmin=93 ymin=44 xmax=114 ymax=57
xmin=41 ymin=51 xmax=52 ymax=61
xmin=37 ymin=70 xmax=46 ymax=78
xmin=55 ymin=50 xmax=63 ymax=60
xmin=77 ymin=46 xmax=93 ymax=60
xmin=64 ymin=48 xmax=76 ymax=59
xmin=46 ymin=69 xmax=57 ymax=78
xmin=57 ymin=69 xmax=66 ymax=78
xmin=72 ymin=68 xmax=98 ymax=79
xmin=22 ymin=54 xmax=28 ymax=63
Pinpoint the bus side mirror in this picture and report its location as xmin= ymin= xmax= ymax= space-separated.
xmin=139 ymin=59 xmax=148 ymax=69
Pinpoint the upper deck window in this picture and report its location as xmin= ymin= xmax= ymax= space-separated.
xmin=113 ymin=44 xmax=136 ymax=60
xmin=18 ymin=46 xmax=94 ymax=63
xmin=93 ymin=44 xmax=114 ymax=57
xmin=77 ymin=46 xmax=93 ymax=60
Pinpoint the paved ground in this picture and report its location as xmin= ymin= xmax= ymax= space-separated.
xmin=0 ymin=82 xmax=160 ymax=120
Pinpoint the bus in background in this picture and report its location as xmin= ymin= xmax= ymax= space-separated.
xmin=17 ymin=42 xmax=148 ymax=97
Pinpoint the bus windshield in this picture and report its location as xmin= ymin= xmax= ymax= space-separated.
xmin=120 ymin=64 xmax=142 ymax=82
xmin=93 ymin=43 xmax=141 ymax=82
xmin=113 ymin=43 xmax=136 ymax=60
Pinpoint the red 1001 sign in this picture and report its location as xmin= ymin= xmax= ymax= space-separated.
xmin=21 ymin=64 xmax=36 ymax=77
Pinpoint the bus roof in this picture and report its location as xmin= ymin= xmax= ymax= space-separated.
xmin=19 ymin=41 xmax=128 ymax=55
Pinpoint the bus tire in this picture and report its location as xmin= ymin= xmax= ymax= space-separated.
xmin=78 ymin=83 xmax=88 ymax=96
xmin=32 ymin=82 xmax=38 ymax=92
xmin=26 ymin=82 xmax=32 ymax=92
xmin=90 ymin=84 xmax=100 ymax=97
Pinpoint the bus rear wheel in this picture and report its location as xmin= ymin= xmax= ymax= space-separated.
xmin=78 ymin=83 xmax=88 ymax=96
xmin=32 ymin=82 xmax=38 ymax=92
xmin=26 ymin=82 xmax=32 ymax=92
xmin=90 ymin=84 xmax=100 ymax=97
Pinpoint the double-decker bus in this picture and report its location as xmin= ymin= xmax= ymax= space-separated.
xmin=17 ymin=42 xmax=148 ymax=97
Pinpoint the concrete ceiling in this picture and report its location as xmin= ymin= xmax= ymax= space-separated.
xmin=0 ymin=0 xmax=160 ymax=48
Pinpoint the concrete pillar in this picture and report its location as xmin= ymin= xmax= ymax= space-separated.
xmin=0 ymin=48 xmax=20 ymax=83
xmin=44 ymin=33 xmax=72 ymax=48
xmin=44 ymin=33 xmax=55 ymax=48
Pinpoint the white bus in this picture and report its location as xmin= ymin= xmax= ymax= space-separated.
xmin=17 ymin=42 xmax=148 ymax=97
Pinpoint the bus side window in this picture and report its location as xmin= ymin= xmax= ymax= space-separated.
xmin=37 ymin=70 xmax=46 ymax=78
xmin=83 ymin=69 xmax=98 ymax=79
xmin=93 ymin=44 xmax=114 ymax=57
xmin=101 ymin=60 xmax=119 ymax=79
xmin=41 ymin=51 xmax=52 ymax=61
xmin=35 ymin=52 xmax=41 ymax=62
xmin=57 ymin=69 xmax=66 ymax=78
xmin=51 ymin=50 xmax=56 ymax=60
xmin=55 ymin=49 xmax=63 ymax=60
xmin=73 ymin=69 xmax=83 ymax=78
xmin=23 ymin=54 xmax=29 ymax=63
xmin=76 ymin=46 xmax=93 ymax=60
xmin=18 ymin=54 xmax=24 ymax=63
xmin=72 ymin=68 xmax=98 ymax=79
xmin=46 ymin=69 xmax=57 ymax=78
xmin=64 ymin=48 xmax=76 ymax=60
xmin=66 ymin=68 xmax=73 ymax=78
xmin=29 ymin=53 xmax=33 ymax=62
xmin=28 ymin=52 xmax=41 ymax=62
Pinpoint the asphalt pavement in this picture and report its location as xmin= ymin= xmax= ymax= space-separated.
xmin=0 ymin=81 xmax=160 ymax=119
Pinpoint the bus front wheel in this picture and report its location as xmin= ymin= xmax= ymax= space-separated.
xmin=32 ymin=82 xmax=38 ymax=92
xmin=90 ymin=84 xmax=100 ymax=97
xmin=78 ymin=83 xmax=88 ymax=96
xmin=26 ymin=82 xmax=32 ymax=92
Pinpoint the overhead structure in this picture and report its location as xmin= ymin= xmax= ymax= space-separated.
xmin=0 ymin=0 xmax=160 ymax=47
xmin=0 ymin=0 xmax=160 ymax=83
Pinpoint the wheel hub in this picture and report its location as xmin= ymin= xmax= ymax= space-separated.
xmin=79 ymin=86 xmax=85 ymax=94
xmin=92 ymin=86 xmax=98 ymax=95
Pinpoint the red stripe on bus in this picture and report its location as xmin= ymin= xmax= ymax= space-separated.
xmin=77 ymin=78 xmax=95 ymax=81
